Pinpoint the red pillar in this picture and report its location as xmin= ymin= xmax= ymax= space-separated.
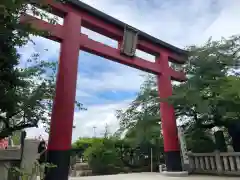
xmin=156 ymin=53 xmax=182 ymax=171
xmin=45 ymin=12 xmax=81 ymax=180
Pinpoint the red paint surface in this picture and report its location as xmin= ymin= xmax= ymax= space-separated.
xmin=157 ymin=53 xmax=180 ymax=151
xmin=0 ymin=138 xmax=8 ymax=149
xmin=79 ymin=36 xmax=160 ymax=74
xmin=47 ymin=0 xmax=186 ymax=64
xmin=20 ymin=14 xmax=186 ymax=81
xmin=21 ymin=0 xmax=186 ymax=152
xmin=47 ymin=12 xmax=81 ymax=150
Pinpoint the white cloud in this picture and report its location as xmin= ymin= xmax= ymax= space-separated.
xmin=75 ymin=89 xmax=92 ymax=98
xmin=72 ymin=100 xmax=131 ymax=141
xmin=79 ymin=0 xmax=227 ymax=47
xmin=22 ymin=0 xmax=240 ymax=141
xmin=77 ymin=65 xmax=146 ymax=93
xmin=199 ymin=0 xmax=240 ymax=43
xmin=81 ymin=27 xmax=118 ymax=48
xmin=18 ymin=36 xmax=60 ymax=65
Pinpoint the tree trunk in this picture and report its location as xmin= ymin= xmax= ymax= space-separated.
xmin=214 ymin=130 xmax=227 ymax=152
xmin=227 ymin=121 xmax=240 ymax=152
xmin=231 ymin=135 xmax=240 ymax=152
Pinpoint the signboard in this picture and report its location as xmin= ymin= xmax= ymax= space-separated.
xmin=121 ymin=25 xmax=138 ymax=57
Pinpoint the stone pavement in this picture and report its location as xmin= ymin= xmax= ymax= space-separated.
xmin=69 ymin=173 xmax=239 ymax=180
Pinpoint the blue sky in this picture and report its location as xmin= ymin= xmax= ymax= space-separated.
xmin=20 ymin=0 xmax=240 ymax=141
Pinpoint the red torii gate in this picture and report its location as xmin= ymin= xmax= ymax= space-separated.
xmin=21 ymin=0 xmax=187 ymax=179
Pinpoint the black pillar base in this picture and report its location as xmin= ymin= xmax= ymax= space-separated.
xmin=165 ymin=151 xmax=182 ymax=171
xmin=44 ymin=150 xmax=70 ymax=180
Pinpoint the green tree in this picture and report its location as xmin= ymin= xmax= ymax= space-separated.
xmin=115 ymin=77 xmax=164 ymax=169
xmin=170 ymin=36 xmax=240 ymax=151
xmin=115 ymin=74 xmax=160 ymax=135
xmin=11 ymin=131 xmax=22 ymax=145
xmin=72 ymin=137 xmax=104 ymax=149
xmin=116 ymin=35 xmax=240 ymax=152
xmin=0 ymin=0 xmax=85 ymax=138
xmin=84 ymin=138 xmax=124 ymax=175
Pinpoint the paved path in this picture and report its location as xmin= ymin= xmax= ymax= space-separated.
xmin=69 ymin=173 xmax=239 ymax=180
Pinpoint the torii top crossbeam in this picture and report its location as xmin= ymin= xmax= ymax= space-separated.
xmin=63 ymin=0 xmax=187 ymax=56
xmin=21 ymin=0 xmax=186 ymax=81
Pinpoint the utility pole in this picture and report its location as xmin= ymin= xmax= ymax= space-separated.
xmin=151 ymin=148 xmax=153 ymax=172
xmin=93 ymin=126 xmax=96 ymax=137
xmin=104 ymin=124 xmax=110 ymax=138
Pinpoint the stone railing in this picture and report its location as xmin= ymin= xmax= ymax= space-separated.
xmin=188 ymin=151 xmax=240 ymax=176
xmin=0 ymin=148 xmax=21 ymax=161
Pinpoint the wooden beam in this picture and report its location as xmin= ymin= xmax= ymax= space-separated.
xmin=20 ymin=14 xmax=63 ymax=42
xmin=46 ymin=0 xmax=187 ymax=64
xmin=79 ymin=35 xmax=159 ymax=74
xmin=20 ymin=14 xmax=186 ymax=81
xmin=169 ymin=68 xmax=186 ymax=82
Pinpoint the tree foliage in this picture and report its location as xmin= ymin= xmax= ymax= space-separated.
xmin=116 ymin=35 xmax=240 ymax=152
xmin=171 ymin=36 xmax=240 ymax=127
xmin=171 ymin=36 xmax=240 ymax=151
xmin=0 ymin=0 xmax=85 ymax=138
xmin=84 ymin=138 xmax=124 ymax=175
xmin=115 ymin=74 xmax=160 ymax=137
xmin=72 ymin=137 xmax=104 ymax=150
xmin=73 ymin=129 xmax=164 ymax=174
xmin=80 ymin=136 xmax=163 ymax=174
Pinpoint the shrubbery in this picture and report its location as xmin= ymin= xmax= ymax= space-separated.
xmin=81 ymin=137 xmax=164 ymax=175
xmin=73 ymin=134 xmax=218 ymax=175
xmin=84 ymin=139 xmax=124 ymax=175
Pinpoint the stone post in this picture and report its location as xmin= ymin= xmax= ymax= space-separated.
xmin=20 ymin=139 xmax=40 ymax=180
xmin=215 ymin=150 xmax=223 ymax=175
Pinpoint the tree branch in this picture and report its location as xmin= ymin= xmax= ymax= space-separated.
xmin=199 ymin=123 xmax=215 ymax=129
xmin=7 ymin=109 xmax=24 ymax=121
xmin=0 ymin=116 xmax=10 ymax=129
xmin=0 ymin=123 xmax=37 ymax=139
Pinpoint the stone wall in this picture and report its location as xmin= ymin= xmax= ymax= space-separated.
xmin=0 ymin=139 xmax=40 ymax=180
